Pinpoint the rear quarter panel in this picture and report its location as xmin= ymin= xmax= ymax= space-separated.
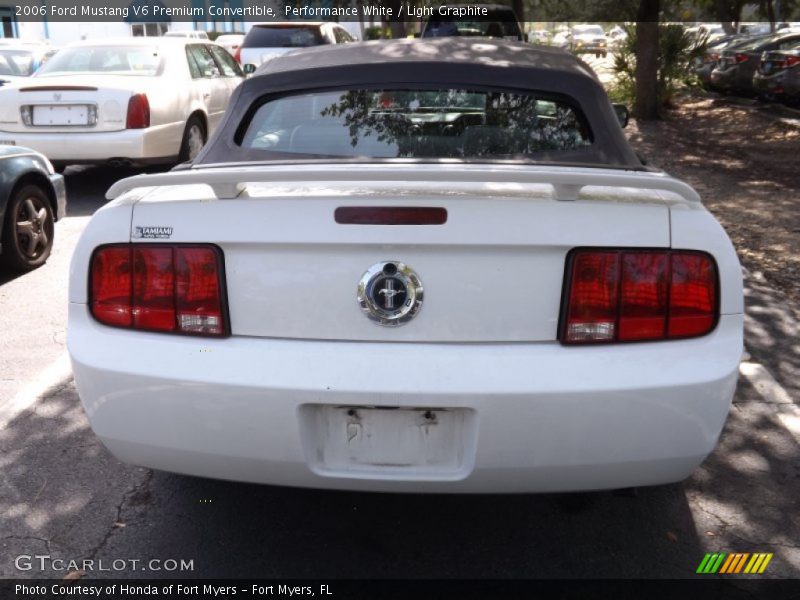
xmin=670 ymin=203 xmax=744 ymax=316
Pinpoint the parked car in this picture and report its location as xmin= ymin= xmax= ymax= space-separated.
xmin=0 ymin=44 xmax=53 ymax=87
xmin=215 ymin=33 xmax=245 ymax=56
xmin=0 ymin=38 xmax=243 ymax=170
xmin=0 ymin=145 xmax=66 ymax=272
xmin=528 ymin=30 xmax=552 ymax=45
xmin=687 ymin=23 xmax=727 ymax=44
xmin=570 ymin=24 xmax=608 ymax=57
xmin=753 ymin=40 xmax=800 ymax=104
xmin=710 ymin=32 xmax=800 ymax=94
xmin=552 ymin=26 xmax=571 ymax=49
xmin=693 ymin=34 xmax=768 ymax=89
xmin=420 ymin=5 xmax=524 ymax=41
xmin=237 ymin=22 xmax=356 ymax=68
xmin=737 ymin=23 xmax=772 ymax=36
xmin=164 ymin=30 xmax=210 ymax=40
xmin=607 ymin=25 xmax=628 ymax=48
xmin=68 ymin=39 xmax=743 ymax=493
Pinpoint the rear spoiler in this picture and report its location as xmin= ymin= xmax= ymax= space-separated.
xmin=106 ymin=164 xmax=702 ymax=204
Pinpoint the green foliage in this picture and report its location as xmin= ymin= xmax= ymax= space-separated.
xmin=610 ymin=23 xmax=708 ymax=110
xmin=536 ymin=0 xmax=638 ymax=21
xmin=364 ymin=26 xmax=391 ymax=40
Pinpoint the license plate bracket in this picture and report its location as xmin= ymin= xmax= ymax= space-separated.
xmin=299 ymin=405 xmax=477 ymax=480
xmin=32 ymin=105 xmax=90 ymax=126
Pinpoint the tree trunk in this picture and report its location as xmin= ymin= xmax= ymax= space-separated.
xmin=634 ymin=0 xmax=660 ymax=120
xmin=382 ymin=0 xmax=406 ymax=38
xmin=713 ymin=0 xmax=749 ymax=33
xmin=766 ymin=0 xmax=776 ymax=32
xmin=513 ymin=0 xmax=525 ymax=22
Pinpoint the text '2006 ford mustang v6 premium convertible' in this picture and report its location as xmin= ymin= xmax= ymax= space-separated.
xmin=67 ymin=39 xmax=743 ymax=493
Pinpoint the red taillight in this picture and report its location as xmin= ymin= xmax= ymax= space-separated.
xmin=561 ymin=249 xmax=718 ymax=344
xmin=126 ymin=93 xmax=150 ymax=129
xmin=786 ymin=55 xmax=800 ymax=68
xmin=90 ymin=247 xmax=132 ymax=328
xmin=233 ymin=46 xmax=242 ymax=63
xmin=667 ymin=253 xmax=717 ymax=339
xmin=562 ymin=252 xmax=619 ymax=342
xmin=90 ymin=244 xmax=227 ymax=337
xmin=618 ymin=252 xmax=669 ymax=341
xmin=734 ymin=53 xmax=750 ymax=64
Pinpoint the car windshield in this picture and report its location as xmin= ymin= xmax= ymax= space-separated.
xmin=0 ymin=50 xmax=35 ymax=76
xmin=423 ymin=16 xmax=520 ymax=38
xmin=573 ymin=25 xmax=604 ymax=36
xmin=239 ymin=88 xmax=592 ymax=160
xmin=243 ymin=26 xmax=323 ymax=48
xmin=35 ymin=46 xmax=163 ymax=76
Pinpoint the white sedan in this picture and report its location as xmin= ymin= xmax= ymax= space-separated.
xmin=68 ymin=39 xmax=743 ymax=493
xmin=0 ymin=38 xmax=243 ymax=169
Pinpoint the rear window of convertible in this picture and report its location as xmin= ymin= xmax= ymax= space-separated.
xmin=237 ymin=88 xmax=593 ymax=159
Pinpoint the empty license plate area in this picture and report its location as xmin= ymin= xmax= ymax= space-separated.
xmin=299 ymin=405 xmax=477 ymax=480
xmin=33 ymin=105 xmax=90 ymax=126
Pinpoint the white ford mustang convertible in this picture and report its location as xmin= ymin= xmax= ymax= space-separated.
xmin=68 ymin=39 xmax=743 ymax=493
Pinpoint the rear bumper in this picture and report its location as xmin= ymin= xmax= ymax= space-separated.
xmin=573 ymin=44 xmax=607 ymax=54
xmin=753 ymin=71 xmax=800 ymax=96
xmin=709 ymin=68 xmax=736 ymax=90
xmin=68 ymin=304 xmax=743 ymax=493
xmin=0 ymin=124 xmax=180 ymax=165
xmin=695 ymin=63 xmax=716 ymax=86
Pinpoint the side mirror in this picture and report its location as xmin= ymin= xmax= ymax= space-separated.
xmin=613 ymin=104 xmax=630 ymax=128
xmin=242 ymin=63 xmax=256 ymax=76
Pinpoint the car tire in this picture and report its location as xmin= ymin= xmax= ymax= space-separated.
xmin=178 ymin=116 xmax=207 ymax=163
xmin=1 ymin=184 xmax=55 ymax=272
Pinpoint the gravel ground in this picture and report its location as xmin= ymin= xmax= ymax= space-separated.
xmin=626 ymin=96 xmax=800 ymax=307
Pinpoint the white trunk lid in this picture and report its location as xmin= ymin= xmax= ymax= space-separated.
xmin=126 ymin=165 xmax=678 ymax=343
xmin=0 ymin=75 xmax=144 ymax=133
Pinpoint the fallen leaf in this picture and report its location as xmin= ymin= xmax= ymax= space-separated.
xmin=666 ymin=531 xmax=679 ymax=542
xmin=706 ymin=531 xmax=717 ymax=537
xmin=63 ymin=570 xmax=85 ymax=581
xmin=113 ymin=522 xmax=126 ymax=528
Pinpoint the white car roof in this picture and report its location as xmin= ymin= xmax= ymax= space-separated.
xmin=65 ymin=37 xmax=207 ymax=48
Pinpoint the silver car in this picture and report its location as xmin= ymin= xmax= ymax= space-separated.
xmin=238 ymin=22 xmax=356 ymax=70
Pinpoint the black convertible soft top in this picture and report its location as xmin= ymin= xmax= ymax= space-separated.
xmin=193 ymin=38 xmax=643 ymax=169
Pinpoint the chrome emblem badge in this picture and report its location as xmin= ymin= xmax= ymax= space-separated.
xmin=358 ymin=261 xmax=423 ymax=326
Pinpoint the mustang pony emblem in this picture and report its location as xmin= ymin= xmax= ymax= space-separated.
xmin=357 ymin=261 xmax=423 ymax=326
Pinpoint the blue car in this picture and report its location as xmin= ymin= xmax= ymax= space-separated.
xmin=0 ymin=145 xmax=66 ymax=271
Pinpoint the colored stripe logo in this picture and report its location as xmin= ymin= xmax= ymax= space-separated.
xmin=697 ymin=553 xmax=773 ymax=574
